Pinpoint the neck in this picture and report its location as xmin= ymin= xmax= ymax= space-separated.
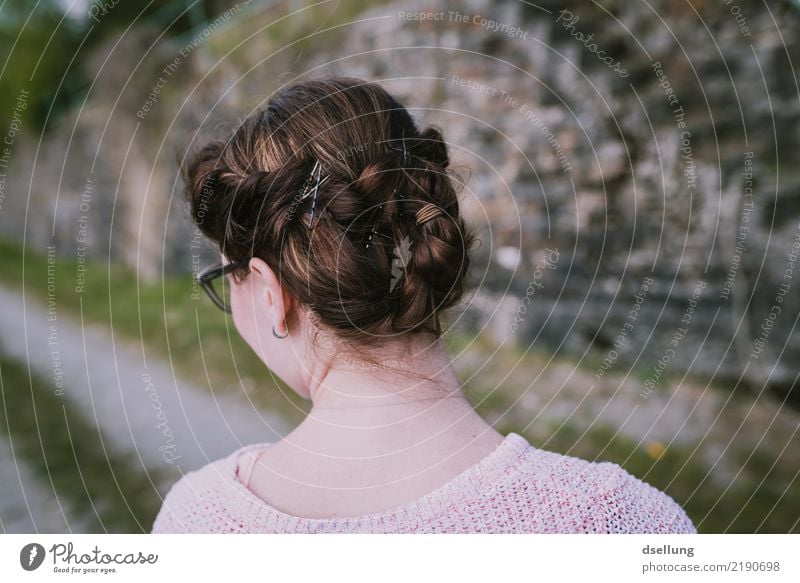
xmin=287 ymin=335 xmax=494 ymax=455
xmin=312 ymin=335 xmax=459 ymax=402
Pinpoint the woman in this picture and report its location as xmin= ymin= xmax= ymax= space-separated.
xmin=151 ymin=77 xmax=696 ymax=534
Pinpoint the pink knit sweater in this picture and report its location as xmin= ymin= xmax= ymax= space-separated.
xmin=150 ymin=432 xmax=697 ymax=533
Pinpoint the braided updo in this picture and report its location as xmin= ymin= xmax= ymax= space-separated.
xmin=184 ymin=77 xmax=475 ymax=349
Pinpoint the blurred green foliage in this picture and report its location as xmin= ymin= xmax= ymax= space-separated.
xmin=0 ymin=0 xmax=231 ymax=132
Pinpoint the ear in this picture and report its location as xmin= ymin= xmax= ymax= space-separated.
xmin=248 ymin=257 xmax=293 ymax=331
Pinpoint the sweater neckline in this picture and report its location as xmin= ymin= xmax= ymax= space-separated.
xmin=228 ymin=432 xmax=530 ymax=524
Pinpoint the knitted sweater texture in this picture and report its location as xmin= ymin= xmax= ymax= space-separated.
xmin=151 ymin=432 xmax=697 ymax=534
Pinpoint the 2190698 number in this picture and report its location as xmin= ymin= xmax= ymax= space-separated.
xmin=730 ymin=561 xmax=780 ymax=571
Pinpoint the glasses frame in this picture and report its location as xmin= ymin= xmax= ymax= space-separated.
xmin=196 ymin=260 xmax=247 ymax=313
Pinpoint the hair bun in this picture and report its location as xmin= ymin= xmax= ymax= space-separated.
xmin=183 ymin=78 xmax=475 ymax=345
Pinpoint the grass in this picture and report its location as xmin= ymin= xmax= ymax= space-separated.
xmin=0 ymin=352 xmax=164 ymax=532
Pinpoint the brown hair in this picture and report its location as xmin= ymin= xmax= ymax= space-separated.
xmin=183 ymin=77 xmax=475 ymax=358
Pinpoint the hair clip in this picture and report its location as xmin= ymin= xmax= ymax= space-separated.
xmin=298 ymin=160 xmax=330 ymax=227
xmin=415 ymin=203 xmax=442 ymax=225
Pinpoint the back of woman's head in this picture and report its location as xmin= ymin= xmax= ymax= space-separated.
xmin=184 ymin=77 xmax=475 ymax=351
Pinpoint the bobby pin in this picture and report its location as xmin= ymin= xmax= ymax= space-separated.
xmin=401 ymin=128 xmax=408 ymax=164
xmin=365 ymin=203 xmax=384 ymax=249
xmin=389 ymin=130 xmax=409 ymax=200
xmin=299 ymin=160 xmax=329 ymax=226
